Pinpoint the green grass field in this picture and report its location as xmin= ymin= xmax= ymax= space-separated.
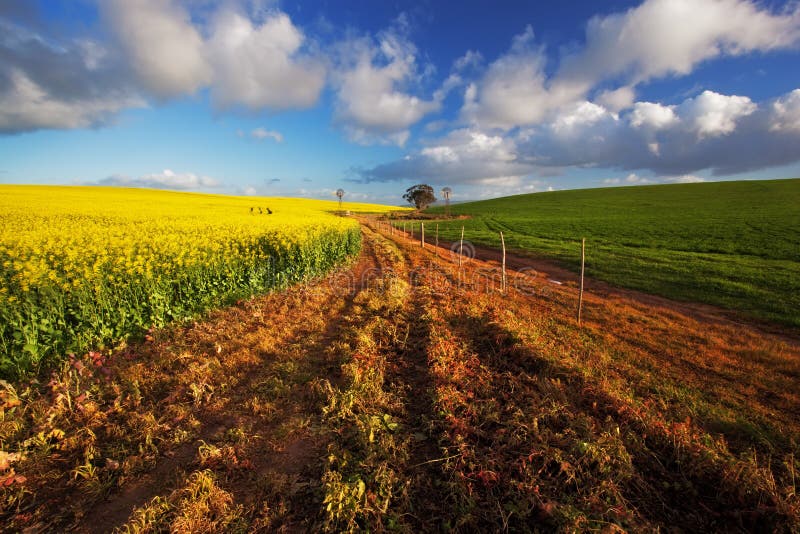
xmin=425 ymin=179 xmax=800 ymax=327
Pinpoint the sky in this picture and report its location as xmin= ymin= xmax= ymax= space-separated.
xmin=1 ymin=0 xmax=800 ymax=205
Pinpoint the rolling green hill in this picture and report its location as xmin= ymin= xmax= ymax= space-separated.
xmin=425 ymin=179 xmax=800 ymax=327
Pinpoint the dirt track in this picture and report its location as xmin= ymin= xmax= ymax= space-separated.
xmin=3 ymin=222 xmax=799 ymax=532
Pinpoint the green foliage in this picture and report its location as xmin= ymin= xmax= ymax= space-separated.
xmin=0 ymin=227 xmax=362 ymax=380
xmin=403 ymin=184 xmax=437 ymax=210
xmin=427 ymin=179 xmax=800 ymax=326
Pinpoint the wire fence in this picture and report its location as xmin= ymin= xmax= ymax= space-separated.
xmin=375 ymin=218 xmax=587 ymax=324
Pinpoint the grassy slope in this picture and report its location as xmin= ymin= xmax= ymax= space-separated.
xmin=427 ymin=179 xmax=800 ymax=327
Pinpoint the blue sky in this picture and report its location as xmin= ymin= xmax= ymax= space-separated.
xmin=1 ymin=0 xmax=800 ymax=204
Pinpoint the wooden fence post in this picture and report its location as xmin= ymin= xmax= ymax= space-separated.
xmin=500 ymin=231 xmax=506 ymax=293
xmin=421 ymin=222 xmax=425 ymax=248
xmin=435 ymin=223 xmax=439 ymax=248
xmin=458 ymin=226 xmax=465 ymax=268
xmin=577 ymin=238 xmax=585 ymax=324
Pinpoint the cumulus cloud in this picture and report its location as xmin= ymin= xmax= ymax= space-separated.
xmin=0 ymin=68 xmax=141 ymax=134
xmin=461 ymin=26 xmax=555 ymax=129
xmin=332 ymin=18 xmax=451 ymax=145
xmin=550 ymin=101 xmax=610 ymax=134
xmin=2 ymin=2 xmax=325 ymax=134
xmin=206 ymin=9 xmax=325 ymax=110
xmin=464 ymin=0 xmax=800 ymax=130
xmin=603 ymin=173 xmax=653 ymax=185
xmin=770 ymin=89 xmax=800 ymax=132
xmin=251 ymin=127 xmax=283 ymax=142
xmin=554 ymin=0 xmax=800 ymax=99
xmin=355 ymin=128 xmax=535 ymax=184
xmin=629 ymin=102 xmax=678 ymax=130
xmin=103 ymin=1 xmax=325 ymax=109
xmin=100 ymin=0 xmax=211 ymax=99
xmin=595 ymin=86 xmax=636 ymax=113
xmin=359 ymin=88 xmax=800 ymax=185
xmin=97 ymin=169 xmax=220 ymax=190
xmin=519 ymin=89 xmax=800 ymax=176
xmin=0 ymin=18 xmax=142 ymax=134
xmin=678 ymin=90 xmax=756 ymax=137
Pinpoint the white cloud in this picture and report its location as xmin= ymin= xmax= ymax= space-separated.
xmin=100 ymin=2 xmax=324 ymax=110
xmin=626 ymin=173 xmax=650 ymax=184
xmin=0 ymin=18 xmax=143 ymax=134
xmin=663 ymin=174 xmax=705 ymax=183
xmin=464 ymin=0 xmax=800 ymax=130
xmin=602 ymin=173 xmax=652 ymax=185
xmin=770 ymin=89 xmax=800 ymax=131
xmin=206 ymin=9 xmax=325 ymax=110
xmin=97 ymin=169 xmax=220 ymax=190
xmin=0 ymin=68 xmax=142 ymax=133
xmin=519 ymin=88 xmax=800 ymax=176
xmin=356 ymin=128 xmax=535 ymax=184
xmin=551 ymin=101 xmax=611 ymax=134
xmin=462 ymin=26 xmax=556 ymax=128
xmin=630 ymin=102 xmax=678 ymax=129
xmin=293 ymin=187 xmax=396 ymax=204
xmin=596 ymin=86 xmax=636 ymax=113
xmin=333 ymin=22 xmax=443 ymax=145
xmin=251 ymin=127 xmax=283 ymax=142
xmin=101 ymin=0 xmax=211 ymax=99
xmin=556 ymin=0 xmax=800 ymax=97
xmin=453 ymin=50 xmax=483 ymax=71
xmin=678 ymin=90 xmax=756 ymax=137
xmin=361 ymin=88 xmax=800 ymax=185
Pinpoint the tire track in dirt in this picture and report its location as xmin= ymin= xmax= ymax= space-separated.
xmin=81 ymin=231 xmax=386 ymax=533
xmin=374 ymin=220 xmax=799 ymax=531
xmin=375 ymin=231 xmax=451 ymax=530
xmin=378 ymin=223 xmax=539 ymax=530
xmin=12 ymin=220 xmax=797 ymax=531
xmin=381 ymin=219 xmax=800 ymax=447
xmin=318 ymin=227 xmax=466 ymax=531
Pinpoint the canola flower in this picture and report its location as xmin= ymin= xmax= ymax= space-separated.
xmin=0 ymin=186 xmax=395 ymax=379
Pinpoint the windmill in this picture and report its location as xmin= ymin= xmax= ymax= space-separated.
xmin=336 ymin=188 xmax=345 ymax=214
xmin=441 ymin=187 xmax=452 ymax=217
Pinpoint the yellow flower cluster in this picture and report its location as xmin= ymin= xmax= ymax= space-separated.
xmin=0 ymin=186 xmax=390 ymax=297
xmin=0 ymin=186 xmax=395 ymax=378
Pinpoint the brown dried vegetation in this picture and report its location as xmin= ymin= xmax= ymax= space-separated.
xmin=1 ymin=222 xmax=798 ymax=532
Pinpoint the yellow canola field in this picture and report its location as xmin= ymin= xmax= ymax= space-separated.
xmin=0 ymin=186 xmax=395 ymax=378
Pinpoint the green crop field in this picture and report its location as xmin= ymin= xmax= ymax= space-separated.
xmin=425 ymin=179 xmax=800 ymax=327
